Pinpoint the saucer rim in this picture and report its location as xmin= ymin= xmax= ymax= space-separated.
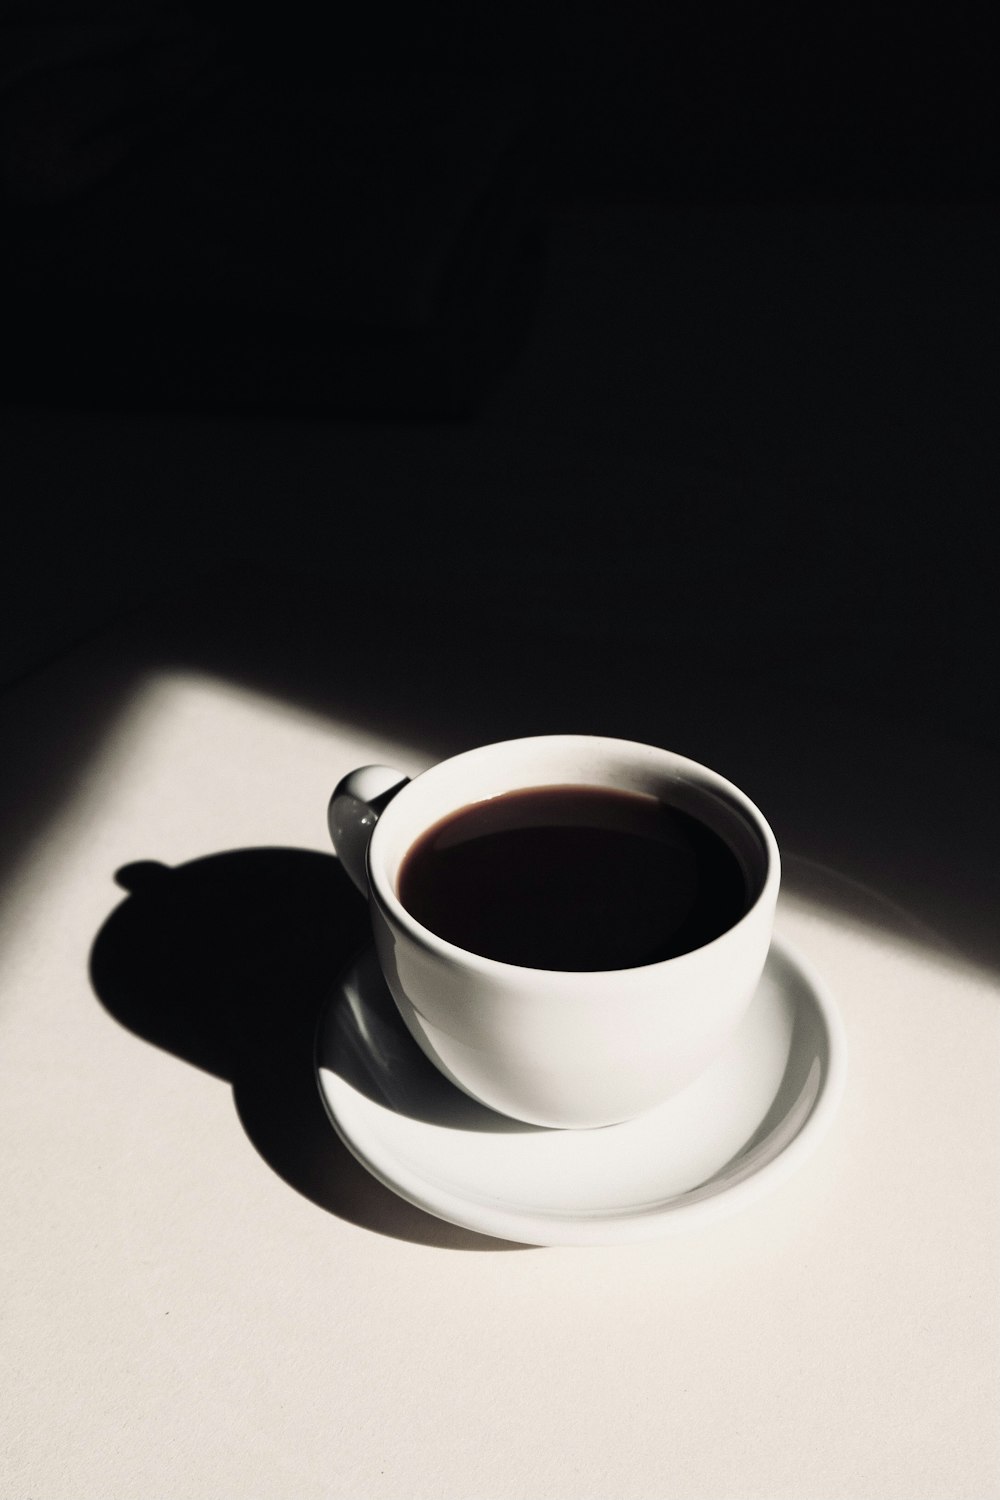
xmin=315 ymin=934 xmax=847 ymax=1246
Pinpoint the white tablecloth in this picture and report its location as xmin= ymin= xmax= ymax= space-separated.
xmin=2 ymin=622 xmax=997 ymax=1500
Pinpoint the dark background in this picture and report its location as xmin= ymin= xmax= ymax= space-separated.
xmin=2 ymin=3 xmax=998 ymax=971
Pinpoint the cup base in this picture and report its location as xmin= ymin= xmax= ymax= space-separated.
xmin=315 ymin=934 xmax=847 ymax=1246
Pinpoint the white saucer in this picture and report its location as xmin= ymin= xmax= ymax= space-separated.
xmin=315 ymin=935 xmax=847 ymax=1247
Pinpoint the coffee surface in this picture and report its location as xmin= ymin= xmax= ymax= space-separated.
xmin=397 ymin=785 xmax=750 ymax=970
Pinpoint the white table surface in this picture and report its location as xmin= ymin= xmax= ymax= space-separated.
xmin=2 ymin=609 xmax=998 ymax=1500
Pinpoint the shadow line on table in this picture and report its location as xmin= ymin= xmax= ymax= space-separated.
xmin=144 ymin=568 xmax=1000 ymax=979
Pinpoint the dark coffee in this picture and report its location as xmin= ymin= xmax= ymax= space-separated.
xmin=397 ymin=785 xmax=751 ymax=971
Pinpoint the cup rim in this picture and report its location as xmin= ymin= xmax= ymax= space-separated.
xmin=366 ymin=734 xmax=780 ymax=979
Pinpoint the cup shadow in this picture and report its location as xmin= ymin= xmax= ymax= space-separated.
xmin=88 ymin=847 xmax=530 ymax=1250
xmin=323 ymin=945 xmax=537 ymax=1133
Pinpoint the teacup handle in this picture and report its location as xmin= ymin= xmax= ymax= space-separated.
xmin=327 ymin=765 xmax=411 ymax=895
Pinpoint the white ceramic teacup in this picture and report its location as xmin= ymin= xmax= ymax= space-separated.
xmin=328 ymin=735 xmax=779 ymax=1129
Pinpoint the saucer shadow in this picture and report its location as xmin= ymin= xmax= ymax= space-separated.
xmin=89 ymin=848 xmax=529 ymax=1250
